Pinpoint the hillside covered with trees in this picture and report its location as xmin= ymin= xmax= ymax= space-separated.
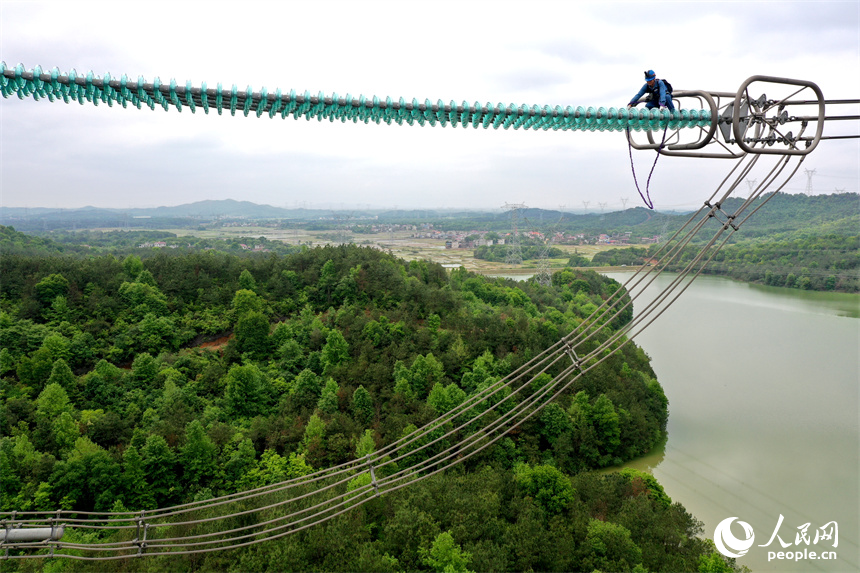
xmin=1 ymin=242 xmax=738 ymax=572
xmin=563 ymin=237 xmax=859 ymax=292
xmin=650 ymin=234 xmax=859 ymax=291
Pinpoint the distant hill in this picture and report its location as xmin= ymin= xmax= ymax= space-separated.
xmin=0 ymin=199 xmax=327 ymax=222
xmin=715 ymin=192 xmax=859 ymax=238
xmin=425 ymin=194 xmax=859 ymax=239
xmin=546 ymin=193 xmax=859 ymax=239
xmin=1 ymin=194 xmax=856 ymax=238
xmin=0 ymin=224 xmax=78 ymax=255
xmin=130 ymin=199 xmax=329 ymax=219
xmin=0 ymin=199 xmax=352 ymax=231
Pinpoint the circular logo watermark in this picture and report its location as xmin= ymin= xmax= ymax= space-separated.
xmin=714 ymin=517 xmax=756 ymax=558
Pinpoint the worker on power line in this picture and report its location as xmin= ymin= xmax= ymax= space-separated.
xmin=628 ymin=70 xmax=675 ymax=111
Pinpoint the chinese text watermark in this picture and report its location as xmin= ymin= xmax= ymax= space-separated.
xmin=714 ymin=514 xmax=838 ymax=563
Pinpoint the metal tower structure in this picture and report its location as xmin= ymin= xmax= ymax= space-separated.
xmin=804 ymin=168 xmax=817 ymax=195
xmin=532 ymin=211 xmax=565 ymax=287
xmin=533 ymin=242 xmax=553 ymax=286
xmin=502 ymin=202 xmax=526 ymax=266
xmin=330 ymin=212 xmax=353 ymax=244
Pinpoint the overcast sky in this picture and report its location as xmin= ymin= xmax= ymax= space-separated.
xmin=1 ymin=0 xmax=858 ymax=212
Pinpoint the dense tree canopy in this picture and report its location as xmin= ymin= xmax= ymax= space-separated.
xmin=0 ymin=243 xmax=734 ymax=572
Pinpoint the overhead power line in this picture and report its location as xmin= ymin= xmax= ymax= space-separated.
xmin=2 ymin=149 xmax=810 ymax=562
xmin=1 ymin=67 xmax=850 ymax=562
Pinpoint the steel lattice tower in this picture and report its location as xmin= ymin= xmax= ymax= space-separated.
xmin=330 ymin=212 xmax=353 ymax=244
xmin=804 ymin=168 xmax=817 ymax=195
xmin=502 ymin=203 xmax=526 ymax=266
xmin=533 ymin=229 xmax=556 ymax=287
xmin=746 ymin=178 xmax=758 ymax=194
xmin=533 ymin=207 xmax=566 ymax=287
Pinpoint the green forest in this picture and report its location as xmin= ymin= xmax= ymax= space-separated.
xmin=0 ymin=232 xmax=740 ymax=572
xmin=563 ymin=236 xmax=859 ymax=292
xmin=0 ymin=227 xmax=301 ymax=257
xmin=649 ymin=234 xmax=859 ymax=292
xmin=474 ymin=243 xmax=566 ymax=263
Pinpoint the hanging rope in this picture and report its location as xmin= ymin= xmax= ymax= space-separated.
xmin=627 ymin=123 xmax=669 ymax=209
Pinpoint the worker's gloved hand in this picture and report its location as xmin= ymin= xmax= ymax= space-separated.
xmin=627 ymin=104 xmax=634 ymax=109
xmin=660 ymin=106 xmax=667 ymax=110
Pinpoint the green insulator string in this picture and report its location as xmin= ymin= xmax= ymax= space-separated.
xmin=1 ymin=63 xmax=713 ymax=132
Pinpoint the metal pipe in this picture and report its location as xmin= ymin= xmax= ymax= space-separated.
xmin=0 ymin=526 xmax=65 ymax=543
xmin=788 ymin=115 xmax=860 ymax=122
xmin=799 ymin=135 xmax=860 ymax=141
xmin=781 ymin=99 xmax=860 ymax=105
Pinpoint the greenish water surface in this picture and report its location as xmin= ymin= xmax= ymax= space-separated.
xmin=602 ymin=273 xmax=859 ymax=573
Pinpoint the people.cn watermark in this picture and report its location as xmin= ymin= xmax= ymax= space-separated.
xmin=714 ymin=514 xmax=838 ymax=563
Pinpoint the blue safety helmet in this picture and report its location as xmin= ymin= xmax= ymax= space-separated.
xmin=644 ymin=70 xmax=656 ymax=81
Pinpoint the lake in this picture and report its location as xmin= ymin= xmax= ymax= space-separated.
xmin=602 ymin=272 xmax=859 ymax=573
xmin=490 ymin=270 xmax=859 ymax=572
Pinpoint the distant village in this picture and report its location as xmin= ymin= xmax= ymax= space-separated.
xmin=346 ymin=222 xmax=659 ymax=248
xmin=138 ymin=240 xmax=271 ymax=252
xmin=135 ymin=220 xmax=661 ymax=253
xmin=402 ymin=227 xmax=660 ymax=249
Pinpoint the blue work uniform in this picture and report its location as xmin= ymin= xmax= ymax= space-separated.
xmin=629 ymin=80 xmax=675 ymax=111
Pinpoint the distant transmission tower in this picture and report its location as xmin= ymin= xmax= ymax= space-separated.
xmin=804 ymin=168 xmax=817 ymax=195
xmin=533 ymin=211 xmax=565 ymax=287
xmin=659 ymin=221 xmax=669 ymax=244
xmin=620 ymin=197 xmax=629 ymax=210
xmin=746 ymin=179 xmax=757 ymax=194
xmin=582 ymin=200 xmax=590 ymax=212
xmin=534 ymin=245 xmax=553 ymax=286
xmin=502 ymin=202 xmax=527 ymax=266
xmin=331 ymin=212 xmax=353 ymax=244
